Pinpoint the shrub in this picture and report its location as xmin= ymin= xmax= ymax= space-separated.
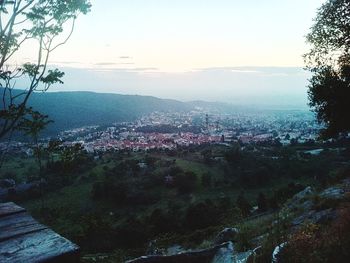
xmin=185 ymin=200 xmax=220 ymax=230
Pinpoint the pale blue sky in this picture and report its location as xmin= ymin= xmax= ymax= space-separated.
xmin=16 ymin=0 xmax=326 ymax=106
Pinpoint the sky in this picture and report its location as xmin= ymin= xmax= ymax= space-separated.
xmin=14 ymin=0 xmax=326 ymax=107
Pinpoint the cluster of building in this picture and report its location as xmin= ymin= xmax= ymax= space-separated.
xmin=52 ymin=110 xmax=321 ymax=153
xmin=83 ymin=132 xmax=223 ymax=152
xmin=0 ymin=109 xmax=323 ymax=155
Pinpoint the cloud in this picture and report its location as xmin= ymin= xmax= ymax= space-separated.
xmin=230 ymin=69 xmax=260 ymax=73
xmin=50 ymin=61 xmax=82 ymax=65
xmin=94 ymin=62 xmax=118 ymax=66
xmin=194 ymin=67 xmax=261 ymax=73
xmin=194 ymin=66 xmax=308 ymax=76
xmin=131 ymin=67 xmax=158 ymax=71
xmin=89 ymin=67 xmax=158 ymax=73
xmin=94 ymin=62 xmax=135 ymax=66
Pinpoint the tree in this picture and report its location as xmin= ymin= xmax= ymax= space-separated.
xmin=236 ymin=191 xmax=252 ymax=217
xmin=305 ymin=0 xmax=350 ymax=138
xmin=0 ymin=0 xmax=91 ymax=140
xmin=225 ymin=143 xmax=242 ymax=164
xmin=201 ymin=148 xmax=212 ymax=164
xmin=18 ymin=108 xmax=52 ymax=174
xmin=59 ymin=143 xmax=84 ymax=172
xmin=46 ymin=139 xmax=62 ymax=166
xmin=185 ymin=200 xmax=219 ymax=230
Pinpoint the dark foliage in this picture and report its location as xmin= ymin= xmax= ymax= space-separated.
xmin=185 ymin=200 xmax=220 ymax=230
xmin=236 ymin=192 xmax=252 ymax=217
xmin=257 ymin=192 xmax=268 ymax=212
xmin=305 ymin=0 xmax=350 ymax=138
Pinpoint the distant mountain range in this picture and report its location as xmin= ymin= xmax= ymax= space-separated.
xmin=1 ymin=89 xmax=310 ymax=136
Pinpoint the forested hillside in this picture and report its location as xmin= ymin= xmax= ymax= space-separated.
xmin=1 ymin=89 xmax=193 ymax=135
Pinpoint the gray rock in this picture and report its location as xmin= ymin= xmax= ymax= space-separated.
xmin=288 ymin=187 xmax=314 ymax=209
xmin=320 ymin=187 xmax=345 ymax=199
xmin=232 ymin=251 xmax=252 ymax=263
xmin=292 ymin=186 xmax=313 ymax=201
xmin=300 ymin=200 xmax=314 ymax=211
xmin=211 ymin=242 xmax=234 ymax=263
xmin=312 ymin=209 xmax=337 ymax=224
xmin=213 ymin=228 xmax=239 ymax=245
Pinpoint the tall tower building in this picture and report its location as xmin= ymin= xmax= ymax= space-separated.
xmin=205 ymin=114 xmax=209 ymax=130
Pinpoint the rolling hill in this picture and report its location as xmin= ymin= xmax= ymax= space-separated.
xmin=27 ymin=91 xmax=193 ymax=134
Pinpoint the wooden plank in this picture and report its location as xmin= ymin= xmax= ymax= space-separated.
xmin=0 ymin=223 xmax=47 ymax=242
xmin=0 ymin=202 xmax=26 ymax=218
xmin=0 ymin=228 xmax=80 ymax=263
xmin=0 ymin=212 xmax=47 ymax=242
xmin=0 ymin=212 xmax=38 ymax=229
xmin=0 ymin=202 xmax=80 ymax=262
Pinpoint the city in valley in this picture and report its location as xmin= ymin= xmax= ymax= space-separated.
xmin=1 ymin=109 xmax=322 ymax=155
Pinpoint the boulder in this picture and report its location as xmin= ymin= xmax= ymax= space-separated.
xmin=213 ymin=228 xmax=239 ymax=245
